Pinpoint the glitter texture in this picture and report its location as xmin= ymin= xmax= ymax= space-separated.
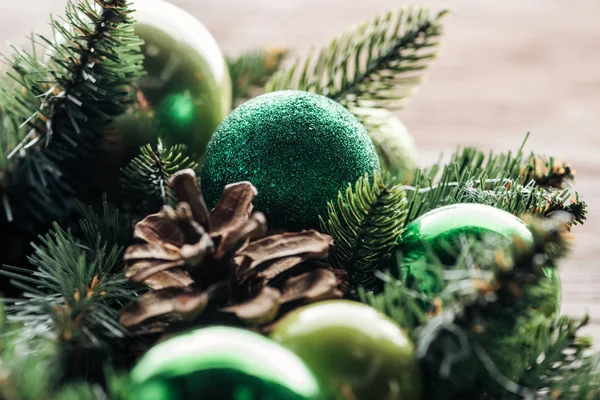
xmin=200 ymin=90 xmax=380 ymax=230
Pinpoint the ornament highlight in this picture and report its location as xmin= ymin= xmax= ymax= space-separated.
xmin=128 ymin=327 xmax=322 ymax=400
xmin=396 ymin=203 xmax=560 ymax=315
xmin=201 ymin=90 xmax=380 ymax=230
xmin=271 ymin=300 xmax=421 ymax=400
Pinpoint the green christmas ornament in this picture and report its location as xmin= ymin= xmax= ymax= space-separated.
xmin=128 ymin=326 xmax=322 ymax=400
xmin=351 ymin=107 xmax=418 ymax=184
xmin=396 ymin=203 xmax=560 ymax=315
xmin=200 ymin=90 xmax=380 ymax=230
xmin=127 ymin=0 xmax=231 ymax=154
xmin=271 ymin=300 xmax=421 ymax=400
xmin=46 ymin=0 xmax=231 ymax=157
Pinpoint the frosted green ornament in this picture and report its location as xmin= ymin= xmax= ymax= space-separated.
xmin=200 ymin=90 xmax=380 ymax=230
xmin=396 ymin=203 xmax=561 ymax=316
xmin=128 ymin=327 xmax=322 ymax=400
xmin=351 ymin=107 xmax=418 ymax=184
xmin=271 ymin=300 xmax=421 ymax=400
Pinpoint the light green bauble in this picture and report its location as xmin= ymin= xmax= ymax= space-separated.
xmin=395 ymin=203 xmax=561 ymax=316
xmin=200 ymin=90 xmax=380 ymax=230
xmin=45 ymin=0 xmax=231 ymax=158
xmin=128 ymin=327 xmax=322 ymax=400
xmin=351 ymin=107 xmax=418 ymax=184
xmin=129 ymin=0 xmax=232 ymax=154
xmin=271 ymin=300 xmax=421 ymax=400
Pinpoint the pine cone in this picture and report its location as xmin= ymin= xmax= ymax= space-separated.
xmin=119 ymin=169 xmax=347 ymax=332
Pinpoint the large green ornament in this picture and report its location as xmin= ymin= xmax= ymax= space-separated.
xmin=351 ymin=107 xmax=418 ymax=184
xmin=271 ymin=300 xmax=421 ymax=400
xmin=396 ymin=203 xmax=561 ymax=315
xmin=201 ymin=90 xmax=380 ymax=230
xmin=128 ymin=327 xmax=322 ymax=400
xmin=125 ymin=0 xmax=232 ymax=154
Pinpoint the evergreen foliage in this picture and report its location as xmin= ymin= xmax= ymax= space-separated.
xmin=362 ymin=213 xmax=598 ymax=399
xmin=320 ymin=172 xmax=408 ymax=287
xmin=265 ymin=7 xmax=447 ymax=110
xmin=404 ymin=137 xmax=586 ymax=225
xmin=0 ymin=199 xmax=134 ymax=384
xmin=228 ymin=47 xmax=287 ymax=105
xmin=0 ymin=2 xmax=597 ymax=399
xmin=0 ymin=0 xmax=143 ymax=235
xmin=120 ymin=140 xmax=198 ymax=216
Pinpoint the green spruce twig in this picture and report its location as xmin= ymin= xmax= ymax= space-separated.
xmin=0 ymin=0 xmax=143 ymax=230
xmin=404 ymin=137 xmax=587 ymax=225
xmin=0 ymin=200 xmax=134 ymax=384
xmin=265 ymin=7 xmax=447 ymax=110
xmin=319 ymin=172 xmax=408 ymax=287
xmin=228 ymin=47 xmax=288 ymax=106
xmin=120 ymin=140 xmax=198 ymax=216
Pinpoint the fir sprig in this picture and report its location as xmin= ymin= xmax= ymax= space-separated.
xmin=319 ymin=172 xmax=408 ymax=287
xmin=404 ymin=138 xmax=586 ymax=225
xmin=228 ymin=47 xmax=288 ymax=106
xmin=0 ymin=0 xmax=144 ymax=229
xmin=120 ymin=140 xmax=198 ymax=216
xmin=520 ymin=154 xmax=575 ymax=189
xmin=265 ymin=7 xmax=447 ymax=110
xmin=0 ymin=201 xmax=134 ymax=383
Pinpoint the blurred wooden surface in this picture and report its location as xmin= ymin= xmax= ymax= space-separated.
xmin=2 ymin=0 xmax=599 ymax=341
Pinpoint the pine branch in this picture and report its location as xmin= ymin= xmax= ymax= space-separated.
xmin=0 ymin=0 xmax=144 ymax=231
xmin=411 ymin=213 xmax=579 ymax=399
xmin=228 ymin=46 xmax=288 ymax=106
xmin=319 ymin=172 xmax=408 ymax=287
xmin=483 ymin=314 xmax=598 ymax=399
xmin=404 ymin=137 xmax=587 ymax=226
xmin=0 ymin=302 xmax=61 ymax=400
xmin=120 ymin=140 xmax=198 ymax=216
xmin=265 ymin=7 xmax=447 ymax=110
xmin=0 ymin=202 xmax=134 ymax=383
xmin=520 ymin=154 xmax=575 ymax=190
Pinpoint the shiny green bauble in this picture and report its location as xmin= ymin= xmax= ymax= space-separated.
xmin=201 ymin=91 xmax=380 ymax=230
xmin=128 ymin=327 xmax=322 ymax=400
xmin=351 ymin=108 xmax=418 ymax=184
xmin=127 ymin=0 xmax=232 ymax=154
xmin=271 ymin=300 xmax=421 ymax=400
xmin=396 ymin=203 xmax=561 ymax=316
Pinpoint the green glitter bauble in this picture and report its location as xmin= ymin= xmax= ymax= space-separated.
xmin=396 ymin=203 xmax=561 ymax=316
xmin=271 ymin=300 xmax=421 ymax=400
xmin=128 ymin=327 xmax=322 ymax=400
xmin=351 ymin=107 xmax=418 ymax=184
xmin=200 ymin=90 xmax=380 ymax=230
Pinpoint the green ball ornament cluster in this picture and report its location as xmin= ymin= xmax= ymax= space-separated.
xmin=271 ymin=300 xmax=421 ymax=400
xmin=201 ymin=90 xmax=381 ymax=230
xmin=396 ymin=203 xmax=561 ymax=316
xmin=128 ymin=327 xmax=322 ymax=400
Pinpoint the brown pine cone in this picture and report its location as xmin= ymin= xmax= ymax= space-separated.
xmin=119 ymin=169 xmax=347 ymax=333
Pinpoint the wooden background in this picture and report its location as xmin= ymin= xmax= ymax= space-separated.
xmin=1 ymin=0 xmax=599 ymax=342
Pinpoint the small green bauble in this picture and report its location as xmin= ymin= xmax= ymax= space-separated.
xmin=200 ymin=90 xmax=380 ymax=230
xmin=128 ymin=0 xmax=232 ymax=154
xmin=351 ymin=107 xmax=418 ymax=184
xmin=128 ymin=327 xmax=322 ymax=400
xmin=270 ymin=300 xmax=421 ymax=400
xmin=396 ymin=203 xmax=561 ymax=316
